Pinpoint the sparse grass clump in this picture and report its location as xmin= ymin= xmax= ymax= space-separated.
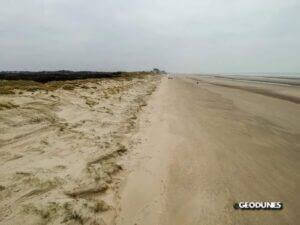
xmin=0 ymin=80 xmax=76 ymax=93
xmin=0 ymin=101 xmax=18 ymax=110
xmin=22 ymin=202 xmax=61 ymax=223
xmin=66 ymin=210 xmax=84 ymax=224
xmin=92 ymin=201 xmax=110 ymax=213
xmin=0 ymin=72 xmax=153 ymax=95
xmin=0 ymin=89 xmax=14 ymax=95
xmin=62 ymin=84 xmax=75 ymax=91
xmin=86 ymin=98 xmax=97 ymax=107
xmin=0 ymin=80 xmax=43 ymax=93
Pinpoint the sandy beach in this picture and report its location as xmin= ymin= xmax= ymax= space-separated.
xmin=116 ymin=75 xmax=300 ymax=225
xmin=1 ymin=74 xmax=299 ymax=225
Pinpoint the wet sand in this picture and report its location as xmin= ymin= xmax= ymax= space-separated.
xmin=117 ymin=75 xmax=300 ymax=225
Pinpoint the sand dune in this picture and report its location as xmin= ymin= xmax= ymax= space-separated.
xmin=0 ymin=74 xmax=160 ymax=225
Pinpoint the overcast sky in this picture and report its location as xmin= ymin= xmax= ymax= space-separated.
xmin=0 ymin=0 xmax=299 ymax=73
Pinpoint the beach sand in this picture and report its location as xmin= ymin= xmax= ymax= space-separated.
xmin=117 ymin=75 xmax=300 ymax=225
xmin=1 ymin=74 xmax=299 ymax=225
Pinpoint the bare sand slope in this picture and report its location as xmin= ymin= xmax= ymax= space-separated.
xmin=0 ymin=74 xmax=160 ymax=225
xmin=117 ymin=76 xmax=300 ymax=225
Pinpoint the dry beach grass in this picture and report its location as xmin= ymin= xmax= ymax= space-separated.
xmin=0 ymin=73 xmax=160 ymax=225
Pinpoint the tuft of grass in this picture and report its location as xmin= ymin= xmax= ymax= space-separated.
xmin=0 ymin=185 xmax=5 ymax=191
xmin=0 ymin=89 xmax=14 ymax=95
xmin=0 ymin=80 xmax=78 ymax=93
xmin=63 ymin=207 xmax=84 ymax=225
xmin=93 ymin=201 xmax=110 ymax=213
xmin=62 ymin=84 xmax=75 ymax=91
xmin=69 ymin=211 xmax=84 ymax=224
xmin=86 ymin=99 xmax=97 ymax=107
xmin=0 ymin=102 xmax=18 ymax=110
xmin=22 ymin=202 xmax=61 ymax=223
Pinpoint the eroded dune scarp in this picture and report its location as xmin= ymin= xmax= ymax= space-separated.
xmin=0 ymin=73 xmax=160 ymax=225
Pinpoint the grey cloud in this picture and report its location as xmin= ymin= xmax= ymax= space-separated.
xmin=0 ymin=0 xmax=299 ymax=73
